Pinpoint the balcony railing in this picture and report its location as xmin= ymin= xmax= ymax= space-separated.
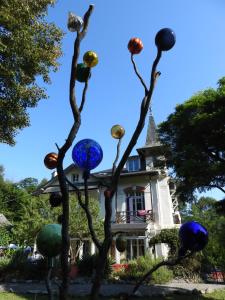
xmin=115 ymin=210 xmax=154 ymax=224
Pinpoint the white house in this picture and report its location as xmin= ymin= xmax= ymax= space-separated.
xmin=40 ymin=113 xmax=181 ymax=263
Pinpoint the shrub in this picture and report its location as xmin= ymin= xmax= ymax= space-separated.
xmin=172 ymin=254 xmax=202 ymax=282
xmin=1 ymin=248 xmax=48 ymax=280
xmin=77 ymin=254 xmax=113 ymax=278
xmin=117 ymin=255 xmax=173 ymax=284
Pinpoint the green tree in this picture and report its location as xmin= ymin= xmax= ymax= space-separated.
xmin=158 ymin=78 xmax=225 ymax=202
xmin=16 ymin=177 xmax=39 ymax=193
xmin=182 ymin=197 xmax=225 ymax=269
xmin=0 ymin=0 xmax=63 ymax=145
xmin=11 ymin=194 xmax=57 ymax=245
xmin=149 ymin=228 xmax=179 ymax=256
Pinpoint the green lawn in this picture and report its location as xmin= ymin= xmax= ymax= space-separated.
xmin=1 ymin=289 xmax=225 ymax=300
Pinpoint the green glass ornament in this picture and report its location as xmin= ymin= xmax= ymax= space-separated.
xmin=76 ymin=63 xmax=91 ymax=82
xmin=116 ymin=235 xmax=127 ymax=252
xmin=36 ymin=224 xmax=62 ymax=257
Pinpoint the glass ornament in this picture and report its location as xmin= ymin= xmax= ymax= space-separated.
xmin=76 ymin=63 xmax=91 ymax=82
xmin=128 ymin=37 xmax=143 ymax=54
xmin=155 ymin=28 xmax=176 ymax=51
xmin=83 ymin=51 xmax=98 ymax=68
xmin=67 ymin=12 xmax=83 ymax=32
xmin=111 ymin=124 xmax=125 ymax=139
xmin=72 ymin=139 xmax=103 ymax=171
xmin=179 ymin=221 xmax=208 ymax=253
xmin=36 ymin=224 xmax=62 ymax=257
xmin=116 ymin=235 xmax=127 ymax=252
xmin=49 ymin=192 xmax=62 ymax=208
xmin=44 ymin=152 xmax=58 ymax=170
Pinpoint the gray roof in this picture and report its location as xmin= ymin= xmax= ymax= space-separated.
xmin=145 ymin=111 xmax=160 ymax=146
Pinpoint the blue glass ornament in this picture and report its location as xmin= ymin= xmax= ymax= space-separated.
xmin=72 ymin=139 xmax=103 ymax=171
xmin=155 ymin=28 xmax=176 ymax=51
xmin=179 ymin=221 xmax=208 ymax=255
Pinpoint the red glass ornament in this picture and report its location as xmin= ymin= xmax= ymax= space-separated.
xmin=128 ymin=38 xmax=143 ymax=54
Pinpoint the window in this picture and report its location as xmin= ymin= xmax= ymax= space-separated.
xmin=127 ymin=158 xmax=140 ymax=172
xmin=126 ymin=191 xmax=145 ymax=223
xmin=126 ymin=191 xmax=145 ymax=211
xmin=72 ymin=173 xmax=79 ymax=182
xmin=126 ymin=239 xmax=145 ymax=260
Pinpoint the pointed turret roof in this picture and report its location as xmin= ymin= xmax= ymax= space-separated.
xmin=136 ymin=108 xmax=163 ymax=157
xmin=145 ymin=109 xmax=160 ymax=146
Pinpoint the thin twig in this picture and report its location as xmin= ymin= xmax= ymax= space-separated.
xmin=79 ymin=80 xmax=89 ymax=112
xmin=112 ymin=49 xmax=162 ymax=189
xmin=112 ymin=138 xmax=122 ymax=175
xmin=131 ymin=54 xmax=148 ymax=94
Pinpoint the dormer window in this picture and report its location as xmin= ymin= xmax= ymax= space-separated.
xmin=72 ymin=173 xmax=79 ymax=182
xmin=127 ymin=157 xmax=140 ymax=172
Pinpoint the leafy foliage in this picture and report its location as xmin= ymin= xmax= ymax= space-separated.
xmin=181 ymin=197 xmax=225 ymax=270
xmin=149 ymin=228 xmax=179 ymax=256
xmin=158 ymin=78 xmax=225 ymax=202
xmin=16 ymin=177 xmax=39 ymax=193
xmin=0 ymin=0 xmax=63 ymax=145
xmin=0 ymin=165 xmax=103 ymax=246
xmin=0 ymin=227 xmax=12 ymax=246
xmin=69 ymin=192 xmax=104 ymax=241
xmin=77 ymin=254 xmax=113 ymax=278
xmin=116 ymin=255 xmax=173 ymax=284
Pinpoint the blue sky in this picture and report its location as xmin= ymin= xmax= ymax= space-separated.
xmin=1 ymin=0 xmax=225 ymax=199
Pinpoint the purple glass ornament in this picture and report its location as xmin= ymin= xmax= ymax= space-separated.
xmin=155 ymin=28 xmax=176 ymax=51
xmin=179 ymin=221 xmax=208 ymax=254
xmin=72 ymin=139 xmax=103 ymax=171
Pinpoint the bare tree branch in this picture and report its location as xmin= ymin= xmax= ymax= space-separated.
xmin=112 ymin=138 xmax=122 ymax=175
xmin=65 ymin=177 xmax=101 ymax=250
xmin=79 ymin=80 xmax=89 ymax=112
xmin=207 ymin=184 xmax=225 ymax=194
xmin=112 ymin=49 xmax=162 ymax=189
xmin=56 ymin=6 xmax=94 ymax=300
xmin=131 ymin=54 xmax=148 ymax=94
xmin=131 ymin=251 xmax=193 ymax=296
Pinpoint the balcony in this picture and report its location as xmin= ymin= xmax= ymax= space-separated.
xmin=115 ymin=210 xmax=154 ymax=224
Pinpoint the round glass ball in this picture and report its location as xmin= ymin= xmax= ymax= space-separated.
xmin=44 ymin=152 xmax=58 ymax=170
xmin=72 ymin=139 xmax=103 ymax=171
xmin=155 ymin=28 xmax=176 ymax=51
xmin=128 ymin=37 xmax=143 ymax=55
xmin=116 ymin=235 xmax=127 ymax=252
xmin=49 ymin=192 xmax=62 ymax=208
xmin=83 ymin=51 xmax=98 ymax=68
xmin=179 ymin=221 xmax=208 ymax=252
xmin=76 ymin=63 xmax=91 ymax=82
xmin=111 ymin=125 xmax=125 ymax=139
xmin=36 ymin=224 xmax=62 ymax=257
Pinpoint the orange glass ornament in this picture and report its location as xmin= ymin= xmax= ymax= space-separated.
xmin=44 ymin=152 xmax=58 ymax=169
xmin=128 ymin=38 xmax=143 ymax=54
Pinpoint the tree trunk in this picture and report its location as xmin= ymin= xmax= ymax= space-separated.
xmin=90 ymin=244 xmax=110 ymax=300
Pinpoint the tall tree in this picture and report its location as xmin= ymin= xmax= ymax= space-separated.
xmin=181 ymin=197 xmax=225 ymax=269
xmin=158 ymin=78 xmax=225 ymax=202
xmin=16 ymin=177 xmax=39 ymax=193
xmin=0 ymin=0 xmax=63 ymax=145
